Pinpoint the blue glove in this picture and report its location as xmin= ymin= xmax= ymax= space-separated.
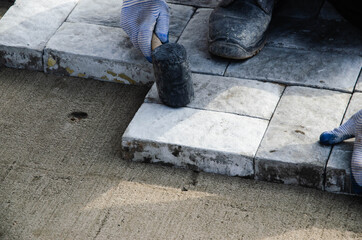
xmin=121 ymin=0 xmax=170 ymax=62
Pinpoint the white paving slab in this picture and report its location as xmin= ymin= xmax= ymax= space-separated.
xmin=166 ymin=0 xmax=220 ymax=8
xmin=255 ymin=86 xmax=351 ymax=189
xmin=178 ymin=8 xmax=229 ymax=75
xmin=0 ymin=0 xmax=78 ymax=70
xmin=45 ymin=3 xmax=195 ymax=84
xmin=44 ymin=22 xmax=153 ymax=84
xmin=122 ymin=103 xmax=268 ymax=177
xmin=67 ymin=1 xmax=195 ymax=43
xmin=356 ymin=72 xmax=362 ymax=92
xmin=145 ymin=73 xmax=284 ymax=120
xmin=326 ymin=92 xmax=362 ymax=194
xmin=267 ymin=17 xmax=362 ymax=56
xmin=225 ymin=47 xmax=361 ymax=92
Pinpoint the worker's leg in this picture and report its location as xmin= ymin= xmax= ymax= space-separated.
xmin=208 ymin=0 xmax=274 ymax=60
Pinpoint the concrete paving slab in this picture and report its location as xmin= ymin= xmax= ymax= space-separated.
xmin=45 ymin=3 xmax=195 ymax=84
xmin=356 ymin=71 xmax=362 ymax=92
xmin=267 ymin=17 xmax=362 ymax=56
xmin=178 ymin=8 xmax=229 ymax=75
xmin=145 ymin=73 xmax=284 ymax=120
xmin=274 ymin=0 xmax=324 ymax=19
xmin=319 ymin=1 xmax=346 ymax=21
xmin=166 ymin=0 xmax=220 ymax=8
xmin=44 ymin=22 xmax=153 ymax=85
xmin=122 ymin=103 xmax=269 ymax=177
xmin=255 ymin=86 xmax=351 ymax=189
xmin=326 ymin=92 xmax=362 ymax=194
xmin=225 ymin=47 xmax=361 ymax=92
xmin=67 ymin=1 xmax=195 ymax=43
xmin=0 ymin=0 xmax=78 ymax=70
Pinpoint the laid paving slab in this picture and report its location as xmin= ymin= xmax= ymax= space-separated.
xmin=145 ymin=73 xmax=285 ymax=120
xmin=122 ymin=102 xmax=268 ymax=177
xmin=178 ymin=8 xmax=229 ymax=75
xmin=45 ymin=4 xmax=195 ymax=84
xmin=67 ymin=1 xmax=195 ymax=43
xmin=267 ymin=17 xmax=362 ymax=56
xmin=225 ymin=47 xmax=361 ymax=92
xmin=325 ymin=92 xmax=362 ymax=194
xmin=166 ymin=0 xmax=220 ymax=8
xmin=274 ymin=0 xmax=324 ymax=19
xmin=356 ymin=71 xmax=362 ymax=92
xmin=0 ymin=0 xmax=78 ymax=70
xmin=255 ymin=86 xmax=351 ymax=189
xmin=319 ymin=1 xmax=346 ymax=21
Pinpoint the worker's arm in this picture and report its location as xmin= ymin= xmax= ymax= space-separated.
xmin=120 ymin=0 xmax=170 ymax=62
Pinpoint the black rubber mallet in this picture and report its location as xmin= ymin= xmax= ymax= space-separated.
xmin=151 ymin=34 xmax=194 ymax=108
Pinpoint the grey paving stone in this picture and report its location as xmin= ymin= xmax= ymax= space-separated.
xmin=356 ymin=71 xmax=362 ymax=92
xmin=319 ymin=1 xmax=346 ymax=21
xmin=0 ymin=0 xmax=78 ymax=70
xmin=67 ymin=1 xmax=195 ymax=43
xmin=166 ymin=0 xmax=220 ymax=8
xmin=255 ymin=86 xmax=351 ymax=189
xmin=274 ymin=0 xmax=324 ymax=19
xmin=66 ymin=0 xmax=122 ymax=28
xmin=122 ymin=103 xmax=268 ymax=177
xmin=326 ymin=92 xmax=362 ymax=194
xmin=44 ymin=22 xmax=153 ymax=85
xmin=267 ymin=17 xmax=362 ymax=56
xmin=225 ymin=47 xmax=361 ymax=92
xmin=145 ymin=73 xmax=284 ymax=120
xmin=178 ymin=8 xmax=229 ymax=75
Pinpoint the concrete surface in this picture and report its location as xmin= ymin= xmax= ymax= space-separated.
xmin=145 ymin=73 xmax=284 ymax=120
xmin=326 ymin=93 xmax=362 ymax=193
xmin=255 ymin=86 xmax=350 ymax=188
xmin=1 ymin=68 xmax=362 ymax=240
xmin=122 ymin=102 xmax=268 ymax=177
xmin=225 ymin=47 xmax=361 ymax=92
xmin=0 ymin=0 xmax=362 ymax=195
xmin=0 ymin=0 xmax=78 ymax=70
xmin=177 ymin=8 xmax=229 ymax=75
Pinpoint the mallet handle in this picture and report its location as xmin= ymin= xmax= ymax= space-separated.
xmin=151 ymin=33 xmax=162 ymax=51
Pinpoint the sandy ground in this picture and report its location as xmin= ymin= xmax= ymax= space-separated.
xmin=0 ymin=68 xmax=361 ymax=240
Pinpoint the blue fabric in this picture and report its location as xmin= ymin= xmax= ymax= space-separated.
xmin=121 ymin=0 xmax=170 ymax=62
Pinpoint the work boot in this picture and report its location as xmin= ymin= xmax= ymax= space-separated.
xmin=208 ymin=0 xmax=274 ymax=59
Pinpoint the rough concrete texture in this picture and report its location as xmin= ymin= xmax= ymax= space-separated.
xmin=0 ymin=0 xmax=78 ymax=70
xmin=166 ymin=0 xmax=220 ymax=8
xmin=145 ymin=73 xmax=285 ymax=120
xmin=122 ymin=103 xmax=268 ymax=177
xmin=177 ymin=8 xmax=229 ymax=75
xmin=326 ymin=92 xmax=362 ymax=194
xmin=67 ymin=1 xmax=195 ymax=43
xmin=1 ymin=68 xmax=362 ymax=240
xmin=319 ymin=1 xmax=346 ymax=21
xmin=225 ymin=47 xmax=361 ymax=92
xmin=274 ymin=0 xmax=324 ymax=19
xmin=267 ymin=17 xmax=362 ymax=56
xmin=255 ymin=86 xmax=351 ymax=189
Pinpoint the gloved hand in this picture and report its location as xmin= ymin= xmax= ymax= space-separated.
xmin=120 ymin=0 xmax=170 ymax=62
